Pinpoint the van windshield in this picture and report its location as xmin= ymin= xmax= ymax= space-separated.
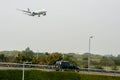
xmin=61 ymin=62 xmax=70 ymax=66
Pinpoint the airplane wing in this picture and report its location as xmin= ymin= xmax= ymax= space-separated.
xmin=16 ymin=9 xmax=31 ymax=13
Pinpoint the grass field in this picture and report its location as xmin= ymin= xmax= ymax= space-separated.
xmin=0 ymin=70 xmax=120 ymax=80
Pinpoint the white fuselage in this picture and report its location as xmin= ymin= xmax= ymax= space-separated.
xmin=17 ymin=8 xmax=47 ymax=17
xmin=29 ymin=9 xmax=47 ymax=17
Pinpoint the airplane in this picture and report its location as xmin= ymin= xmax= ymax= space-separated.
xmin=17 ymin=8 xmax=47 ymax=17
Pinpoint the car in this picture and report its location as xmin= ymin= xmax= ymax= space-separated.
xmin=55 ymin=61 xmax=80 ymax=72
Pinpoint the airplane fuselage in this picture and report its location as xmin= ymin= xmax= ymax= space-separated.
xmin=17 ymin=8 xmax=47 ymax=17
xmin=29 ymin=11 xmax=47 ymax=17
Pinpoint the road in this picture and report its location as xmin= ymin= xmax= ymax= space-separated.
xmin=0 ymin=62 xmax=120 ymax=77
xmin=0 ymin=66 xmax=120 ymax=76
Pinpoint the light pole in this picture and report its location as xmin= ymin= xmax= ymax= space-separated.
xmin=37 ymin=50 xmax=39 ymax=60
xmin=22 ymin=62 xmax=31 ymax=80
xmin=88 ymin=36 xmax=93 ymax=70
xmin=22 ymin=62 xmax=25 ymax=80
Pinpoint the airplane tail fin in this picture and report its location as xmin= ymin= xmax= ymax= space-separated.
xmin=27 ymin=8 xmax=30 ymax=12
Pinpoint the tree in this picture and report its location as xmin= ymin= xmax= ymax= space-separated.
xmin=48 ymin=52 xmax=63 ymax=65
xmin=99 ymin=56 xmax=115 ymax=70
xmin=15 ymin=53 xmax=33 ymax=63
xmin=113 ymin=55 xmax=120 ymax=65
xmin=0 ymin=54 xmax=4 ymax=62
xmin=37 ymin=53 xmax=48 ymax=65
xmin=0 ymin=54 xmax=8 ymax=62
xmin=15 ymin=47 xmax=35 ymax=63
xmin=22 ymin=47 xmax=34 ymax=57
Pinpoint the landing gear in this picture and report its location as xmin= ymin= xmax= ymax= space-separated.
xmin=43 ymin=13 xmax=46 ymax=16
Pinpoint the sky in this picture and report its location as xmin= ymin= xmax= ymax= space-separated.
xmin=0 ymin=0 xmax=120 ymax=55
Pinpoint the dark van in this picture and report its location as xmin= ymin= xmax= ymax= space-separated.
xmin=55 ymin=61 xmax=80 ymax=72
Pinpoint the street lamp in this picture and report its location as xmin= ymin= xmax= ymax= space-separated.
xmin=88 ymin=36 xmax=93 ymax=70
xmin=36 ymin=50 xmax=39 ymax=60
xmin=22 ymin=62 xmax=25 ymax=80
xmin=22 ymin=62 xmax=31 ymax=80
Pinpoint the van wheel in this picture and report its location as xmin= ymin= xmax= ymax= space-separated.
xmin=60 ymin=69 xmax=64 ymax=71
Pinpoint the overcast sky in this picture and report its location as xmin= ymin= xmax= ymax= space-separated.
xmin=0 ymin=0 xmax=120 ymax=55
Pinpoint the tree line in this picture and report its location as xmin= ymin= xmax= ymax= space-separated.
xmin=0 ymin=47 xmax=120 ymax=70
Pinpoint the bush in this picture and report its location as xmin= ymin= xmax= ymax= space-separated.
xmin=111 ymin=65 xmax=119 ymax=70
xmin=94 ymin=65 xmax=103 ymax=69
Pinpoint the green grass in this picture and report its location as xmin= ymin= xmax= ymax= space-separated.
xmin=0 ymin=70 xmax=120 ymax=80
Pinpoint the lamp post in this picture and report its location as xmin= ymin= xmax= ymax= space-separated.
xmin=22 ymin=62 xmax=31 ymax=80
xmin=37 ymin=50 xmax=39 ymax=60
xmin=22 ymin=62 xmax=25 ymax=80
xmin=88 ymin=36 xmax=93 ymax=70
